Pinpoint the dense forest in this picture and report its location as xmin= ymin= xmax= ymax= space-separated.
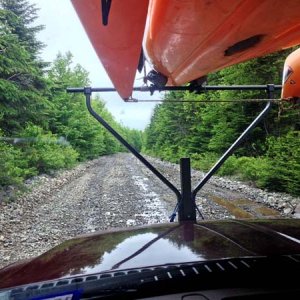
xmin=143 ymin=51 xmax=300 ymax=196
xmin=1 ymin=1 xmax=299 ymax=197
xmin=0 ymin=0 xmax=142 ymax=188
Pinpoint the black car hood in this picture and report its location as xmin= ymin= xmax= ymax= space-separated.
xmin=0 ymin=219 xmax=299 ymax=289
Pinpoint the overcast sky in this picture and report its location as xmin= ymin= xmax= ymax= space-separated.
xmin=30 ymin=0 xmax=158 ymax=130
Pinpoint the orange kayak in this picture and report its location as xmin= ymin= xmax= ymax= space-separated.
xmin=282 ymin=48 xmax=300 ymax=99
xmin=72 ymin=0 xmax=300 ymax=98
xmin=71 ymin=0 xmax=149 ymax=99
xmin=145 ymin=0 xmax=300 ymax=85
xmin=145 ymin=0 xmax=300 ymax=86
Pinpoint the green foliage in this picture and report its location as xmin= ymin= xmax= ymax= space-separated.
xmin=0 ymin=4 xmax=139 ymax=189
xmin=46 ymin=54 xmax=125 ymax=160
xmin=191 ymin=153 xmax=219 ymax=172
xmin=0 ymin=140 xmax=30 ymax=186
xmin=191 ymin=131 xmax=300 ymax=196
xmin=144 ymin=50 xmax=300 ymax=195
xmin=1 ymin=0 xmax=298 ymax=198
xmin=0 ymin=0 xmax=45 ymax=58
xmin=260 ymin=131 xmax=300 ymax=195
xmin=223 ymin=156 xmax=269 ymax=181
xmin=0 ymin=8 xmax=49 ymax=133
xmin=122 ymin=127 xmax=143 ymax=152
xmin=20 ymin=124 xmax=79 ymax=173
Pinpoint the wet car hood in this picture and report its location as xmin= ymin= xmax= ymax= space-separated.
xmin=0 ymin=219 xmax=299 ymax=289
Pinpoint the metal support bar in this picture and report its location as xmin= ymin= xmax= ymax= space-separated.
xmin=78 ymin=87 xmax=181 ymax=206
xmin=266 ymin=83 xmax=275 ymax=99
xmin=67 ymin=83 xmax=278 ymax=223
xmin=192 ymin=86 xmax=274 ymax=201
xmin=179 ymin=158 xmax=196 ymax=222
xmin=67 ymin=84 xmax=282 ymax=95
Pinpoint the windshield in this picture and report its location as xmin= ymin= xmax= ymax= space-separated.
xmin=0 ymin=0 xmax=299 ymax=291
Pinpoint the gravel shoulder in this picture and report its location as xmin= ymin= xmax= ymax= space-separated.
xmin=0 ymin=153 xmax=299 ymax=269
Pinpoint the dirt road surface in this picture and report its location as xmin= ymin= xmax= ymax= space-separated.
xmin=0 ymin=153 xmax=298 ymax=269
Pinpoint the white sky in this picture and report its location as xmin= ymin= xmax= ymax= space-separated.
xmin=30 ymin=0 xmax=158 ymax=130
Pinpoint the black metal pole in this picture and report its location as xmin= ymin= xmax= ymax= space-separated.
xmin=192 ymin=98 xmax=273 ymax=201
xmin=179 ymin=158 xmax=196 ymax=222
xmin=67 ymin=84 xmax=282 ymax=94
xmin=82 ymin=87 xmax=182 ymax=204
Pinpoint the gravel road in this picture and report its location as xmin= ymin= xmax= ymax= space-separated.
xmin=0 ymin=153 xmax=299 ymax=269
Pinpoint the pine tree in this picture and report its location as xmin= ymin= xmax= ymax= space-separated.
xmin=0 ymin=0 xmax=44 ymax=59
xmin=0 ymin=8 xmax=48 ymax=133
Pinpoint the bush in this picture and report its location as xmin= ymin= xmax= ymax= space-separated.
xmin=21 ymin=124 xmax=79 ymax=173
xmin=259 ymin=131 xmax=300 ymax=195
xmin=217 ymin=155 xmax=239 ymax=176
xmin=232 ymin=156 xmax=269 ymax=182
xmin=191 ymin=152 xmax=219 ymax=172
xmin=0 ymin=141 xmax=34 ymax=186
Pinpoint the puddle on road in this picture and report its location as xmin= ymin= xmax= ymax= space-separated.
xmin=209 ymin=195 xmax=280 ymax=219
xmin=131 ymin=175 xmax=169 ymax=225
xmin=255 ymin=206 xmax=280 ymax=217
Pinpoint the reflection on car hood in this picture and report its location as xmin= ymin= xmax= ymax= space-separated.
xmin=0 ymin=219 xmax=299 ymax=289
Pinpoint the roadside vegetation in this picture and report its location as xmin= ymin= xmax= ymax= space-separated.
xmin=1 ymin=1 xmax=298 ymax=197
xmin=143 ymin=51 xmax=300 ymax=196
xmin=0 ymin=0 xmax=142 ymax=188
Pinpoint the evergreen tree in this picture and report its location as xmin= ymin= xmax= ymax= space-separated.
xmin=47 ymin=53 xmax=123 ymax=160
xmin=0 ymin=9 xmax=49 ymax=133
xmin=0 ymin=2 xmax=138 ymax=187
xmin=0 ymin=0 xmax=45 ymax=59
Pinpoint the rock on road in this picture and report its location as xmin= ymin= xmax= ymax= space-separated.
xmin=0 ymin=153 xmax=299 ymax=269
